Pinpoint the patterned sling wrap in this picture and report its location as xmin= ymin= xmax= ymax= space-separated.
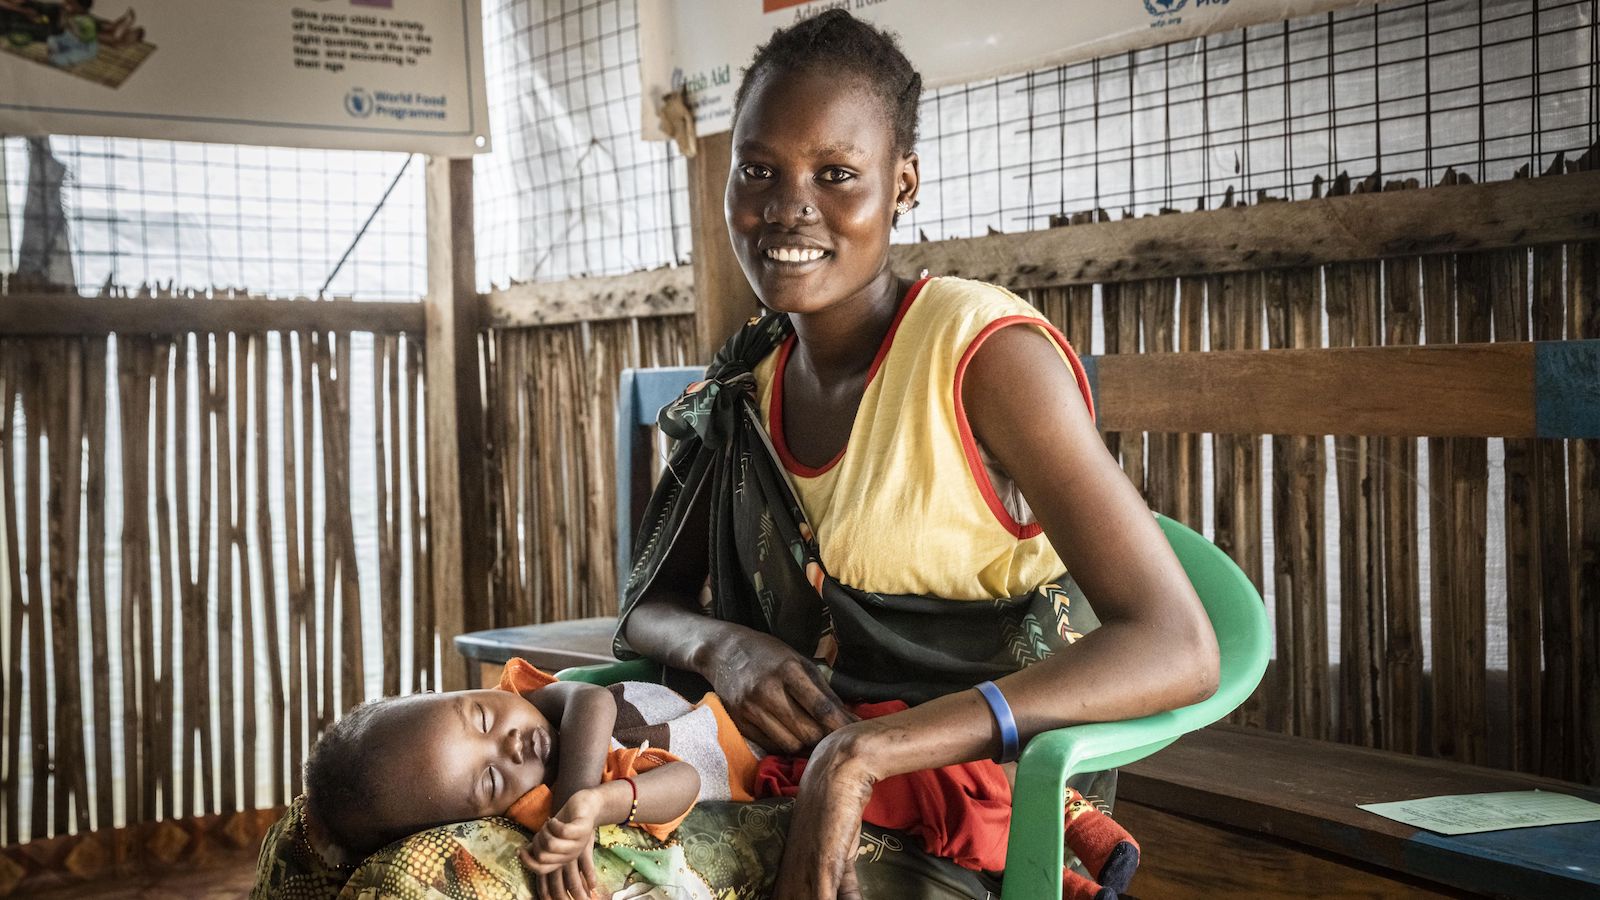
xmin=614 ymin=313 xmax=1104 ymax=707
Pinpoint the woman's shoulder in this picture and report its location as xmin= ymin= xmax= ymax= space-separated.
xmin=914 ymin=275 xmax=1044 ymax=323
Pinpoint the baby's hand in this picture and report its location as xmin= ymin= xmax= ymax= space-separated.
xmin=519 ymin=789 xmax=602 ymax=900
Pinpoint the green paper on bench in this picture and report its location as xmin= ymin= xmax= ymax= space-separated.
xmin=1360 ymin=790 xmax=1600 ymax=836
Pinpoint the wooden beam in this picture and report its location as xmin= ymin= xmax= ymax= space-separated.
xmin=483 ymin=266 xmax=694 ymax=328
xmin=891 ymin=170 xmax=1600 ymax=289
xmin=1083 ymin=341 xmax=1600 ymax=438
xmin=687 ymin=131 xmax=758 ymax=362
xmin=0 ymin=294 xmax=423 ymax=335
xmin=424 ymin=156 xmax=489 ymax=692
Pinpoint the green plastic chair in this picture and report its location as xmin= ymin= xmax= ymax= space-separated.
xmin=559 ymin=512 xmax=1270 ymax=899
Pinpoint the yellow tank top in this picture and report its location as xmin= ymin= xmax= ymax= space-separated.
xmin=752 ymin=276 xmax=1095 ymax=600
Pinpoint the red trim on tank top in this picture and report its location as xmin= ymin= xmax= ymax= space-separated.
xmin=771 ymin=276 xmax=932 ymax=478
xmin=952 ymin=316 xmax=1097 ymax=540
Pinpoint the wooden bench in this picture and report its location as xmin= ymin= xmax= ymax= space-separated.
xmin=1116 ymin=725 xmax=1600 ymax=898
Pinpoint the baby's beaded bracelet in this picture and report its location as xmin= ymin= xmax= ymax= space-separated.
xmin=619 ymin=776 xmax=639 ymax=826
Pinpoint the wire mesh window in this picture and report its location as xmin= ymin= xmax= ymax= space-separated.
xmin=1 ymin=138 xmax=425 ymax=300
xmin=901 ymin=0 xmax=1599 ymax=241
xmin=474 ymin=0 xmax=690 ymax=288
xmin=6 ymin=0 xmax=1590 ymax=289
xmin=467 ymin=0 xmax=1596 ymax=277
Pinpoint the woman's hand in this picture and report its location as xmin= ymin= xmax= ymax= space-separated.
xmin=520 ymin=789 xmax=601 ymax=900
xmin=774 ymin=724 xmax=877 ymax=900
xmin=703 ymin=629 xmax=856 ymax=754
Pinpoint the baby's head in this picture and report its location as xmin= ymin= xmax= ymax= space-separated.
xmin=304 ymin=688 xmax=559 ymax=857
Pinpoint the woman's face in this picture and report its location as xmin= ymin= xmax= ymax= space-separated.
xmin=725 ymin=67 xmax=918 ymax=315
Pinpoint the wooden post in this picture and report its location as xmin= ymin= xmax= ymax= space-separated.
xmin=688 ymin=131 xmax=758 ymax=362
xmin=425 ymin=156 xmax=488 ymax=691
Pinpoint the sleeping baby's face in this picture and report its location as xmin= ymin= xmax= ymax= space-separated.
xmin=367 ymin=689 xmax=558 ymax=831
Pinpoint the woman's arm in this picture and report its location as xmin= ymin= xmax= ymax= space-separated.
xmin=775 ymin=324 xmax=1220 ymax=899
xmin=524 ymin=682 xmax=617 ymax=810
xmin=623 ymin=481 xmax=854 ymax=753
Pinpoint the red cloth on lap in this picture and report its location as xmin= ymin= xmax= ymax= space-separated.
xmin=753 ymin=700 xmax=1014 ymax=872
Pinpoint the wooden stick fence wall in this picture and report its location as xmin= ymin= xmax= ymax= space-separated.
xmin=480 ymin=269 xmax=696 ymax=628
xmin=0 ymin=288 xmax=431 ymax=866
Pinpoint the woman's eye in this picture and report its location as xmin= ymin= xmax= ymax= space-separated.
xmin=479 ymin=704 xmax=489 ymax=733
xmin=482 ymin=768 xmax=496 ymax=799
xmin=818 ymin=167 xmax=855 ymax=183
xmin=739 ymin=164 xmax=772 ymax=179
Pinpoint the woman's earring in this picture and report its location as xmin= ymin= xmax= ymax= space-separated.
xmin=895 ymin=200 xmax=913 ymax=216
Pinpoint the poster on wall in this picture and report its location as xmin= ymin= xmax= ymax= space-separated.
xmin=639 ymin=0 xmax=1379 ymax=140
xmin=0 ymin=0 xmax=489 ymax=155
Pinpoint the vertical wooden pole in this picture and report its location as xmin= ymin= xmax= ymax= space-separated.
xmin=1493 ymin=246 xmax=1540 ymax=773
xmin=1327 ymin=253 xmax=1382 ymax=748
xmin=688 ymin=132 xmax=758 ymax=363
xmin=425 ymin=156 xmax=488 ymax=692
xmin=1141 ymin=279 xmax=1175 ymax=517
xmin=1569 ymin=151 xmax=1600 ymax=784
xmin=1453 ymin=252 xmax=1492 ymax=767
xmin=2 ymin=346 xmax=22 ymax=842
xmin=152 ymin=342 xmax=177 ymax=818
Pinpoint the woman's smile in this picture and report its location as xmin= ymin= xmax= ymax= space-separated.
xmin=764 ymin=248 xmax=830 ymax=264
xmin=760 ymin=238 xmax=833 ymax=268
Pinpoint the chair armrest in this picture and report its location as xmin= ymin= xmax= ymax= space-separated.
xmin=1002 ymin=515 xmax=1271 ymax=900
xmin=1003 ymin=722 xmax=1184 ymax=899
xmin=555 ymin=658 xmax=663 ymax=685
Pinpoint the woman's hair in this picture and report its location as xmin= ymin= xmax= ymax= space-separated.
xmin=303 ymin=696 xmax=403 ymax=857
xmin=732 ymin=9 xmax=922 ymax=156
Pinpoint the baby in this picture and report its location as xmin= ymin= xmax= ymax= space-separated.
xmin=302 ymin=659 xmax=757 ymax=899
xmin=302 ymin=659 xmax=1141 ymax=900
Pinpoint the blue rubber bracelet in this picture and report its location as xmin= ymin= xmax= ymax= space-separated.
xmin=975 ymin=680 xmax=1020 ymax=764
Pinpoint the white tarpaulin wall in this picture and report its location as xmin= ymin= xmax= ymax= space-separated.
xmin=0 ymin=0 xmax=490 ymax=156
xmin=638 ymin=0 xmax=1383 ymax=139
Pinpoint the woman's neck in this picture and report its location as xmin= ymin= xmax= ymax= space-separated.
xmin=787 ymin=266 xmax=907 ymax=384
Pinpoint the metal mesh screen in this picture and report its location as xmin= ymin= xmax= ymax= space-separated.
xmin=474 ymin=0 xmax=690 ymax=288
xmin=1 ymin=138 xmax=425 ymax=300
xmin=7 ymin=0 xmax=1590 ymax=288
xmin=900 ymin=0 xmax=1599 ymax=241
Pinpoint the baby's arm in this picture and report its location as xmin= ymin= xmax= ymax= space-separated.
xmin=522 ymin=762 xmax=702 ymax=872
xmin=523 ymin=682 xmax=616 ymax=810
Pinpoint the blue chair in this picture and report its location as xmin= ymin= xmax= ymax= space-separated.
xmin=613 ymin=366 xmax=703 ymax=593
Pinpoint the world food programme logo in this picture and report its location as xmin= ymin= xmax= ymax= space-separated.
xmin=1144 ymin=0 xmax=1188 ymax=16
xmin=345 ymin=88 xmax=374 ymax=118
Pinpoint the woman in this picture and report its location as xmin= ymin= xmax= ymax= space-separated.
xmin=618 ymin=11 xmax=1218 ymax=898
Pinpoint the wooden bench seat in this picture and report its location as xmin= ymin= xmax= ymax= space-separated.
xmin=1117 ymin=724 xmax=1600 ymax=898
